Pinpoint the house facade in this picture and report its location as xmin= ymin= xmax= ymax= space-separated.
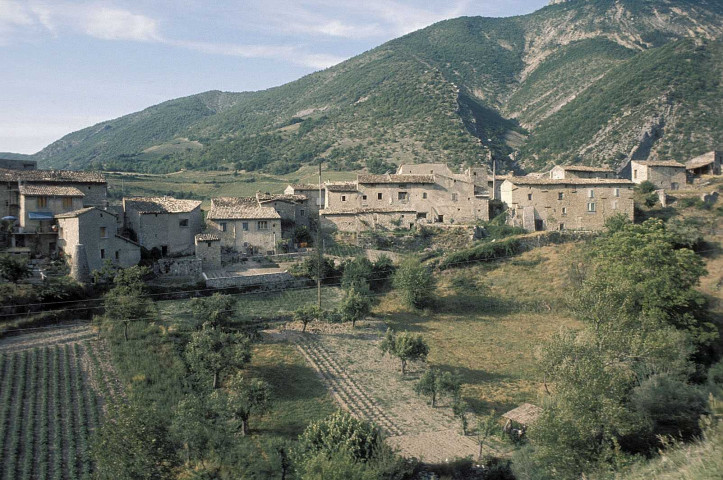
xmin=123 ymin=197 xmax=203 ymax=256
xmin=256 ymin=193 xmax=309 ymax=237
xmin=206 ymin=197 xmax=281 ymax=255
xmin=321 ymin=165 xmax=490 ymax=233
xmin=284 ymin=184 xmax=324 ymax=211
xmin=56 ymin=207 xmax=140 ymax=273
xmin=686 ymin=151 xmax=722 ymax=177
xmin=630 ymin=160 xmax=686 ymax=190
xmin=500 ymin=177 xmax=634 ymax=232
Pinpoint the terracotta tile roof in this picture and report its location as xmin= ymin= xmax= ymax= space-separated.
xmin=0 ymin=168 xmax=106 ymax=183
xmin=357 ymin=174 xmax=435 ymax=184
xmin=322 ymin=206 xmax=417 ymax=215
xmin=195 ymin=233 xmax=221 ymax=242
xmin=504 ymin=177 xmax=634 ymax=186
xmin=632 ymin=160 xmax=686 ymax=168
xmin=55 ymin=207 xmax=97 ymax=219
xmin=19 ymin=185 xmax=85 ymax=197
xmin=208 ymin=197 xmax=280 ymax=220
xmin=55 ymin=207 xmax=118 ymax=219
xmin=257 ymin=193 xmax=308 ymax=203
xmin=325 ymin=182 xmax=358 ymax=192
xmin=557 ymin=165 xmax=615 ymax=173
xmin=288 ymin=184 xmax=322 ymax=191
xmin=686 ymin=151 xmax=719 ymax=169
xmin=123 ymin=196 xmax=202 ymax=214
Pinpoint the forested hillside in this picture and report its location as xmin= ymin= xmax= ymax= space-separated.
xmin=33 ymin=0 xmax=723 ymax=173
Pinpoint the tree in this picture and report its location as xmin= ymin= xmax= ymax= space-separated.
xmin=380 ymin=329 xmax=429 ymax=374
xmin=294 ymin=304 xmax=323 ymax=333
xmin=0 ymin=254 xmax=30 ymax=283
xmin=341 ymin=257 xmax=373 ymax=292
xmin=295 ymin=411 xmax=382 ymax=464
xmin=185 ymin=323 xmax=252 ymax=389
xmin=171 ymin=395 xmax=210 ymax=464
xmin=453 ymin=398 xmax=469 ymax=435
xmin=103 ymin=265 xmax=153 ymax=341
xmin=216 ymin=373 xmax=271 ymax=436
xmin=190 ymin=293 xmax=237 ymax=329
xmin=370 ymin=255 xmax=396 ymax=292
xmin=476 ymin=410 xmax=498 ymax=461
xmin=393 ymin=257 xmax=435 ymax=309
xmin=340 ymin=287 xmax=371 ymax=328
xmin=415 ymin=368 xmax=461 ymax=407
xmin=92 ymin=402 xmax=178 ymax=480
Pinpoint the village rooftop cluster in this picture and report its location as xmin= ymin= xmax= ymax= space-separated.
xmin=0 ymin=152 xmax=720 ymax=283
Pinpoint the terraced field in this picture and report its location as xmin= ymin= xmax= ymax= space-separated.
xmin=0 ymin=326 xmax=116 ymax=480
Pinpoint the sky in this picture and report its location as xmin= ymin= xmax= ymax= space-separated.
xmin=0 ymin=0 xmax=548 ymax=154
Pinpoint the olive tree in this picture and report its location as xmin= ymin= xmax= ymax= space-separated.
xmin=185 ymin=323 xmax=251 ymax=389
xmin=380 ymin=329 xmax=429 ymax=375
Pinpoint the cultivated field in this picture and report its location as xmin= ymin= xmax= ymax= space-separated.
xmin=0 ymin=326 xmax=116 ymax=480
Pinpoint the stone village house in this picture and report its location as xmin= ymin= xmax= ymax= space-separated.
xmin=500 ymin=177 xmax=634 ymax=232
xmin=122 ymin=197 xmax=203 ymax=256
xmin=206 ymin=197 xmax=282 ymax=255
xmin=320 ymin=164 xmax=490 ymax=233
xmin=56 ymin=207 xmax=140 ymax=273
xmin=630 ymin=160 xmax=687 ymax=191
xmin=686 ymin=151 xmax=722 ymax=177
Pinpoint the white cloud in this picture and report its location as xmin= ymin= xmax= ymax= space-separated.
xmin=172 ymin=39 xmax=345 ymax=69
xmin=82 ymin=6 xmax=161 ymax=41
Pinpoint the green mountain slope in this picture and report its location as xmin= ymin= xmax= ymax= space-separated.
xmin=35 ymin=0 xmax=723 ymax=173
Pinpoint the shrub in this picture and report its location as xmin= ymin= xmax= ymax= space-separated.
xmin=393 ymin=257 xmax=435 ymax=309
xmin=635 ymin=180 xmax=657 ymax=194
xmin=438 ymin=238 xmax=522 ymax=270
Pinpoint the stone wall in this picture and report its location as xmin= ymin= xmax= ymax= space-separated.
xmin=154 ymin=257 xmax=202 ymax=277
xmin=203 ymin=271 xmax=302 ymax=289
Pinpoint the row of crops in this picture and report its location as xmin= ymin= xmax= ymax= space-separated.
xmin=0 ymin=344 xmax=101 ymax=480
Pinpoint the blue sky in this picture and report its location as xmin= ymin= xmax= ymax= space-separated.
xmin=0 ymin=0 xmax=548 ymax=154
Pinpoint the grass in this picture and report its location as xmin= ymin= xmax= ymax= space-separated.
xmin=106 ymin=166 xmax=357 ymax=204
xmin=376 ymin=244 xmax=582 ymax=414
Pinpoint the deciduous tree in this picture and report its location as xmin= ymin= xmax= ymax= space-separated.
xmin=380 ymin=329 xmax=429 ymax=374
xmin=103 ymin=265 xmax=153 ymax=341
xmin=340 ymin=287 xmax=371 ymax=328
xmin=393 ymin=257 xmax=435 ymax=309
xmin=215 ymin=373 xmax=271 ymax=437
xmin=185 ymin=323 xmax=251 ymax=389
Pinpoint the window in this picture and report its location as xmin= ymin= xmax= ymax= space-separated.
xmin=100 ymin=249 xmax=105 ymax=259
xmin=562 ymin=207 xmax=567 ymax=216
xmin=527 ymin=193 xmax=533 ymax=201
xmin=633 ymin=170 xmax=638 ymax=179
xmin=37 ymin=196 xmax=48 ymax=208
xmin=558 ymin=192 xmax=564 ymax=200
xmin=242 ymin=222 xmax=249 ymax=231
xmin=179 ymin=219 xmax=189 ymax=227
xmin=422 ymin=192 xmax=427 ymax=199
xmin=559 ymin=223 xmax=565 ymax=231
xmin=258 ymin=221 xmax=268 ymax=230
xmin=100 ymin=227 xmax=108 ymax=238
xmin=115 ymin=251 xmax=119 ymax=260
xmin=614 ymin=188 xmax=620 ymax=197
xmin=362 ymin=195 xmax=367 ymax=201
xmin=612 ymin=200 xmax=618 ymax=210
xmin=377 ymin=193 xmax=383 ymax=200
xmin=587 ymin=202 xmax=596 ymax=213
xmin=398 ymin=192 xmax=408 ymax=201
xmin=220 ymin=222 xmax=227 ymax=232
xmin=451 ymin=193 xmax=459 ymax=201
xmin=300 ymin=209 xmax=305 ymax=217
xmin=341 ymin=195 xmax=346 ymax=202
xmin=62 ymin=197 xmax=73 ymax=208
xmin=588 ymin=189 xmax=595 ymax=198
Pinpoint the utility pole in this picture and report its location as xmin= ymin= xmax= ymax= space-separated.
xmin=317 ymin=161 xmax=322 ymax=309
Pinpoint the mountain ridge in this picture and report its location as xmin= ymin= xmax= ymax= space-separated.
xmin=32 ymin=0 xmax=723 ymax=174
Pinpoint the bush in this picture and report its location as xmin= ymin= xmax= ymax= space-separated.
xmin=635 ymin=181 xmax=657 ymax=194
xmin=393 ymin=258 xmax=435 ymax=309
xmin=438 ymin=238 xmax=522 ymax=270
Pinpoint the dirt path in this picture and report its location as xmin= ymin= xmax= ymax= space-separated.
xmin=276 ymin=321 xmax=504 ymax=463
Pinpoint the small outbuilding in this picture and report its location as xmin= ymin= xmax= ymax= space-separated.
xmin=686 ymin=151 xmax=722 ymax=177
